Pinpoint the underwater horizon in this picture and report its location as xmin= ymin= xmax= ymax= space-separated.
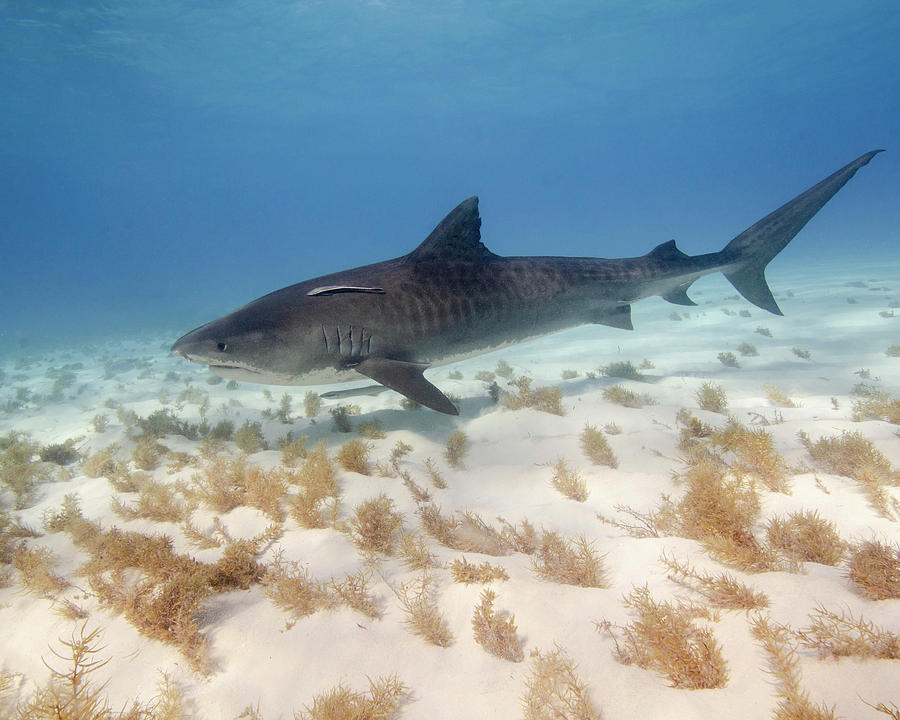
xmin=2 ymin=1 xmax=899 ymax=352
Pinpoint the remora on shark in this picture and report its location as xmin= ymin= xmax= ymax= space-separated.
xmin=173 ymin=150 xmax=883 ymax=415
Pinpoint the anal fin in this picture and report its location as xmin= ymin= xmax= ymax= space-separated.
xmin=593 ymin=305 xmax=633 ymax=330
xmin=355 ymin=357 xmax=459 ymax=415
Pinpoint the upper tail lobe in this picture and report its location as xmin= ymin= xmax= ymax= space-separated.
xmin=721 ymin=149 xmax=883 ymax=315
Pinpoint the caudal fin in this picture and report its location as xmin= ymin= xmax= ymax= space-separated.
xmin=722 ymin=149 xmax=883 ymax=315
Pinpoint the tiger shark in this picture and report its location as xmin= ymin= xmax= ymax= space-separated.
xmin=172 ymin=150 xmax=882 ymax=415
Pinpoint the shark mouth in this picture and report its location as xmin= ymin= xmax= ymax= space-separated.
xmin=207 ymin=364 xmax=319 ymax=386
xmin=209 ymin=364 xmax=257 ymax=373
xmin=208 ymin=364 xmax=265 ymax=382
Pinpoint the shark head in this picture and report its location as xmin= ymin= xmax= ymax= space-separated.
xmin=171 ymin=293 xmax=339 ymax=385
xmin=170 ymin=197 xmax=483 ymax=413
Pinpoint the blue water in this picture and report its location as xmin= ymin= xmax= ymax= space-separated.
xmin=2 ymin=1 xmax=898 ymax=350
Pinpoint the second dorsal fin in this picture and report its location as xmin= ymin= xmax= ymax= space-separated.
xmin=647 ymin=239 xmax=689 ymax=262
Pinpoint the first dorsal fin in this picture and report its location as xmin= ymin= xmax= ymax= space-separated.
xmin=406 ymin=196 xmax=497 ymax=263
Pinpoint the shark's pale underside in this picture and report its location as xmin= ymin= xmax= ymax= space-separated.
xmin=172 ymin=150 xmax=883 ymax=414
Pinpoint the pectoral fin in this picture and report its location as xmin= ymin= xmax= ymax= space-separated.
xmin=355 ymin=358 xmax=459 ymax=415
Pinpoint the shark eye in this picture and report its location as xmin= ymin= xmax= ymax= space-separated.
xmin=217 ymin=342 xmax=228 ymax=352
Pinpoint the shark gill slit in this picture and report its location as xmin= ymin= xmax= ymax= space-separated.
xmin=350 ymin=325 xmax=367 ymax=358
xmin=340 ymin=325 xmax=353 ymax=359
xmin=325 ymin=325 xmax=341 ymax=357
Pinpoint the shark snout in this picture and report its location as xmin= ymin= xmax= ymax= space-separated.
xmin=171 ymin=329 xmax=209 ymax=364
xmin=171 ymin=327 xmax=250 ymax=373
xmin=170 ymin=334 xmax=191 ymax=360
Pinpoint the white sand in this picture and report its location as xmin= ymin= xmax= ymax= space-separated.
xmin=1 ymin=260 xmax=898 ymax=719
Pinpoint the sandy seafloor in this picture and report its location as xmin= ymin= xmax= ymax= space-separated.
xmin=1 ymin=259 xmax=898 ymax=719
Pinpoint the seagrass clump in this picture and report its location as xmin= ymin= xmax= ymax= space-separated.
xmin=1 ymin=432 xmax=51 ymax=508
xmin=600 ymin=360 xmax=645 ymax=381
xmin=850 ymin=386 xmax=900 ymax=424
xmin=450 ymin=557 xmax=509 ymax=584
xmin=711 ymin=419 xmax=790 ymax=493
xmin=337 ymin=438 xmax=373 ymax=475
xmin=289 ymin=443 xmax=339 ymax=529
xmin=580 ymin=424 xmax=618 ymax=468
xmin=800 ymin=430 xmax=898 ymax=518
xmin=661 ymin=554 xmax=769 ymax=610
xmin=350 ymin=494 xmax=403 ymax=555
xmin=601 ymin=585 xmax=728 ymax=689
xmin=303 ymin=391 xmax=322 ymax=418
xmin=801 ymin=430 xmax=895 ymax=484
xmin=262 ymin=549 xmax=377 ymax=626
xmin=131 ymin=436 xmax=169 ymax=471
xmin=794 ymin=605 xmax=900 ymax=660
xmin=550 ymin=458 xmax=589 ymax=502
xmin=296 ymin=675 xmax=409 ymax=720
xmin=233 ymin=420 xmax=267 ymax=453
xmin=502 ymin=376 xmax=565 ymax=415
xmin=111 ymin=475 xmax=190 ymax=524
xmin=394 ymin=571 xmax=453 ymax=647
xmin=532 ymin=531 xmax=609 ymax=588
xmin=717 ymin=351 xmax=740 ymax=368
xmin=522 ymin=646 xmax=602 ymax=720
xmin=668 ymin=458 xmax=779 ymax=571
xmin=472 ymin=588 xmax=524 ymax=662
xmin=10 ymin=625 xmax=187 ymax=720
xmin=847 ymin=539 xmax=900 ymax=600
xmin=602 ymin=385 xmax=654 ymax=408
xmin=191 ymin=455 xmax=287 ymax=520
xmin=675 ymin=409 xmax=714 ymax=456
xmin=397 ymin=532 xmax=437 ymax=571
xmin=11 ymin=544 xmax=69 ymax=599
xmin=750 ymin=614 xmax=839 ymax=720
xmin=45 ymin=496 xmax=271 ymax=670
xmin=278 ymin=432 xmax=308 ymax=465
xmin=765 ymin=511 xmax=845 ymax=566
xmin=696 ymin=382 xmax=728 ymax=414
xmin=418 ymin=503 xmax=509 ymax=555
xmin=764 ymin=383 xmax=799 ymax=408
xmin=444 ymin=430 xmax=468 ymax=468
